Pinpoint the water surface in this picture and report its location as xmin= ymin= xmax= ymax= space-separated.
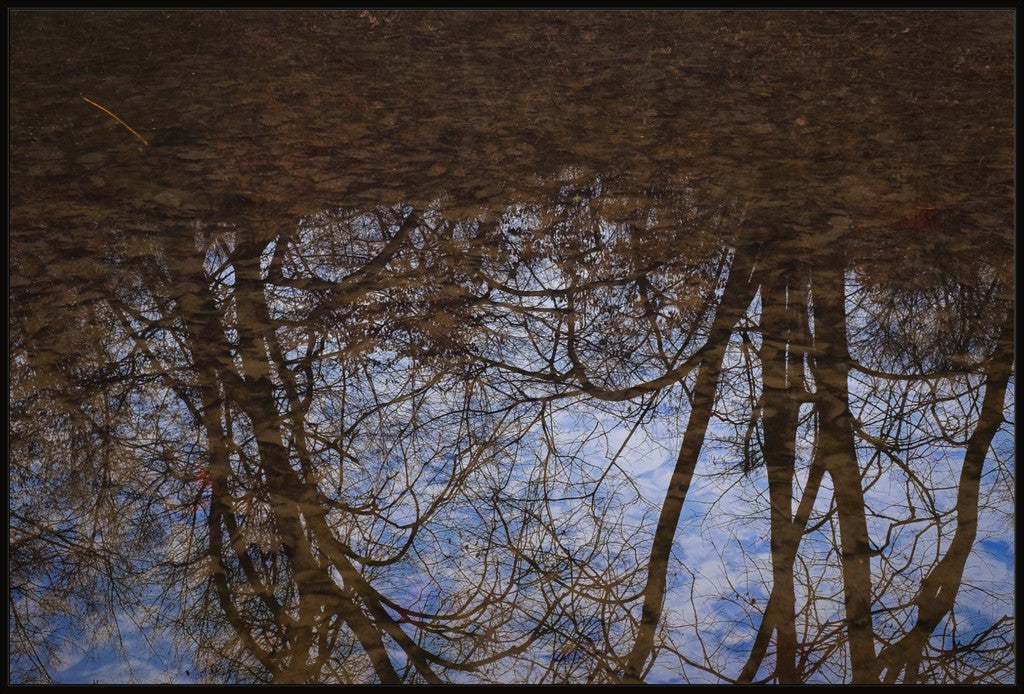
xmin=9 ymin=10 xmax=1015 ymax=684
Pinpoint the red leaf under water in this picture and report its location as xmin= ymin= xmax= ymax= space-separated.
xmin=889 ymin=206 xmax=943 ymax=234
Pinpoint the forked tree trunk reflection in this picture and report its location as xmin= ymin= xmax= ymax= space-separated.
xmin=754 ymin=257 xmax=806 ymax=684
xmin=621 ymin=242 xmax=760 ymax=682
xmin=809 ymin=247 xmax=878 ymax=682
xmin=874 ymin=307 xmax=1014 ymax=684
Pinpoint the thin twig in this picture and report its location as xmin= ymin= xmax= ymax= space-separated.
xmin=81 ymin=96 xmax=149 ymax=146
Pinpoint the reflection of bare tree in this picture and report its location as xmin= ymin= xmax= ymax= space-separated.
xmin=729 ymin=222 xmax=1015 ymax=684
xmin=9 ymin=188 xmax=1014 ymax=684
xmin=11 ymin=186 xmax=1014 ymax=683
xmin=477 ymin=195 xmax=1015 ymax=684
xmin=141 ymin=210 xmax=568 ymax=683
xmin=871 ymin=316 xmax=1013 ymax=683
xmin=8 ymin=208 xmax=544 ymax=682
xmin=467 ymin=183 xmax=750 ymax=683
xmin=619 ymin=240 xmax=760 ymax=683
xmin=849 ymin=255 xmax=1016 ymax=685
xmin=10 ymin=226 xmax=192 ymax=682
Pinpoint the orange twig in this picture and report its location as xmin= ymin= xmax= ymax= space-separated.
xmin=81 ymin=96 xmax=149 ymax=146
